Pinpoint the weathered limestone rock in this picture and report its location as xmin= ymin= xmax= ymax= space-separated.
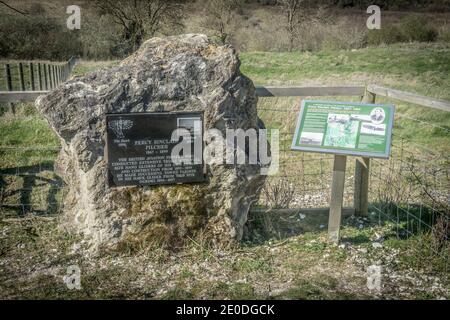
xmin=36 ymin=34 xmax=267 ymax=251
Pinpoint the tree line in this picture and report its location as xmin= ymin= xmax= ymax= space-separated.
xmin=0 ymin=0 xmax=449 ymax=60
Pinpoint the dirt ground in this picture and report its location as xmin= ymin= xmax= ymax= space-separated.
xmin=0 ymin=211 xmax=448 ymax=300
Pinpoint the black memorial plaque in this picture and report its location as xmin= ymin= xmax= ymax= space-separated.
xmin=106 ymin=112 xmax=205 ymax=187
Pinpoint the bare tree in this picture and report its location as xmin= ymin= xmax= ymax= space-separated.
xmin=0 ymin=0 xmax=28 ymax=15
xmin=201 ymin=0 xmax=243 ymax=44
xmin=277 ymin=0 xmax=304 ymax=52
xmin=95 ymin=0 xmax=184 ymax=53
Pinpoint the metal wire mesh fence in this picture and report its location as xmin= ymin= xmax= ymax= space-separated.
xmin=0 ymin=147 xmax=66 ymax=218
xmin=253 ymin=95 xmax=449 ymax=273
xmin=256 ymin=97 xmax=358 ymax=209
xmin=369 ymin=136 xmax=449 ymax=273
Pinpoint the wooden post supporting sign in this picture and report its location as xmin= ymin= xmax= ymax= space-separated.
xmin=328 ymin=155 xmax=347 ymax=243
xmin=354 ymin=90 xmax=376 ymax=216
xmin=354 ymin=157 xmax=370 ymax=216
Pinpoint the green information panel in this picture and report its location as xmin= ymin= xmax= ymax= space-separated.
xmin=292 ymin=100 xmax=395 ymax=158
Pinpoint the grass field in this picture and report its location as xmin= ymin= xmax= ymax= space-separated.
xmin=0 ymin=43 xmax=449 ymax=299
xmin=241 ymin=43 xmax=450 ymax=97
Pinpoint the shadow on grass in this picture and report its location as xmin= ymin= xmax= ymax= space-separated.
xmin=369 ymin=201 xmax=446 ymax=240
xmin=340 ymin=234 xmax=371 ymax=245
xmin=245 ymin=202 xmax=447 ymax=246
xmin=0 ymin=162 xmax=63 ymax=217
xmin=244 ymin=207 xmax=331 ymax=245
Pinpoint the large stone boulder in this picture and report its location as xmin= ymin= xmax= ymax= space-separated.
xmin=36 ymin=34 xmax=267 ymax=251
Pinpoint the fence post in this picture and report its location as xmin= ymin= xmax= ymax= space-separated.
xmin=50 ymin=65 xmax=54 ymax=89
xmin=48 ymin=65 xmax=52 ymax=89
xmin=354 ymin=89 xmax=376 ymax=216
xmin=18 ymin=63 xmax=25 ymax=91
xmin=4 ymin=64 xmax=15 ymax=114
xmin=5 ymin=64 xmax=12 ymax=91
xmin=47 ymin=64 xmax=51 ymax=89
xmin=52 ymin=65 xmax=55 ymax=88
xmin=328 ymin=155 xmax=347 ymax=243
xmin=38 ymin=63 xmax=43 ymax=91
xmin=29 ymin=62 xmax=35 ymax=91
xmin=53 ymin=65 xmax=57 ymax=87
xmin=44 ymin=64 xmax=49 ymax=90
xmin=51 ymin=65 xmax=55 ymax=87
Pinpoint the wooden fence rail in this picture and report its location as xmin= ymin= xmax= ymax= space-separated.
xmin=255 ymin=85 xmax=450 ymax=112
xmin=367 ymin=84 xmax=450 ymax=113
xmin=1 ymin=57 xmax=76 ymax=93
xmin=255 ymin=86 xmax=365 ymax=97
xmin=0 ymin=91 xmax=48 ymax=104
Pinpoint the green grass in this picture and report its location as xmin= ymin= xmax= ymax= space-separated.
xmin=0 ymin=104 xmax=59 ymax=170
xmin=0 ymin=113 xmax=58 ymax=148
xmin=71 ymin=60 xmax=119 ymax=77
xmin=240 ymin=43 xmax=450 ymax=97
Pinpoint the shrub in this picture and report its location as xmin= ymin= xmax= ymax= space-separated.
xmin=80 ymin=14 xmax=125 ymax=59
xmin=0 ymin=13 xmax=82 ymax=60
xmin=366 ymin=15 xmax=440 ymax=47
xmin=367 ymin=25 xmax=405 ymax=46
xmin=321 ymin=19 xmax=368 ymax=51
xmin=438 ymin=26 xmax=450 ymax=43
xmin=399 ymin=15 xmax=438 ymax=42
